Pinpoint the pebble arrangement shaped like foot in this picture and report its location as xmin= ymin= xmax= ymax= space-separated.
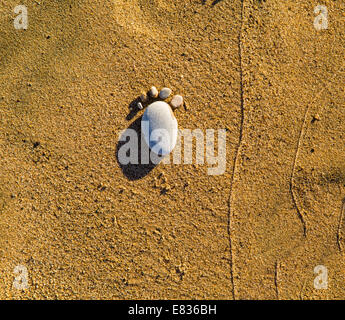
xmin=133 ymin=85 xmax=185 ymax=157
xmin=132 ymin=86 xmax=185 ymax=156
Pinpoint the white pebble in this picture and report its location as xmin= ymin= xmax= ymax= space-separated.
xmin=149 ymin=86 xmax=158 ymax=98
xmin=137 ymin=102 xmax=143 ymax=110
xmin=170 ymin=95 xmax=183 ymax=109
xmin=141 ymin=101 xmax=178 ymax=156
xmin=159 ymin=88 xmax=172 ymax=100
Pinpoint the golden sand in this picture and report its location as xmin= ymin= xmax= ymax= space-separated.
xmin=0 ymin=0 xmax=344 ymax=299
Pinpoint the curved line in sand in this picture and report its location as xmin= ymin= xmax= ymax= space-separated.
xmin=290 ymin=62 xmax=345 ymax=238
xmin=337 ymin=198 xmax=345 ymax=252
xmin=227 ymin=0 xmax=245 ymax=300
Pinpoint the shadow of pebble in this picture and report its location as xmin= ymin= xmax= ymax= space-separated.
xmin=319 ymin=168 xmax=345 ymax=185
xmin=116 ymin=116 xmax=161 ymax=181
xmin=211 ymin=0 xmax=223 ymax=6
xmin=202 ymin=0 xmax=224 ymax=6
xmin=126 ymin=97 xmax=141 ymax=121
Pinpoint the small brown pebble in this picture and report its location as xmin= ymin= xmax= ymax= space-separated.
xmin=311 ymin=113 xmax=321 ymax=123
xmin=140 ymin=92 xmax=148 ymax=103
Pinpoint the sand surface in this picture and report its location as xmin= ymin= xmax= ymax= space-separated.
xmin=0 ymin=0 xmax=344 ymax=299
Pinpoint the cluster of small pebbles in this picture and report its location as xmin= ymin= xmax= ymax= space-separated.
xmin=136 ymin=86 xmax=184 ymax=111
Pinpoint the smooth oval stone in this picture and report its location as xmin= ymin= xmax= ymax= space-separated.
xmin=141 ymin=101 xmax=178 ymax=156
xmin=159 ymin=87 xmax=172 ymax=100
xmin=149 ymin=86 xmax=158 ymax=98
xmin=170 ymin=95 xmax=183 ymax=109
